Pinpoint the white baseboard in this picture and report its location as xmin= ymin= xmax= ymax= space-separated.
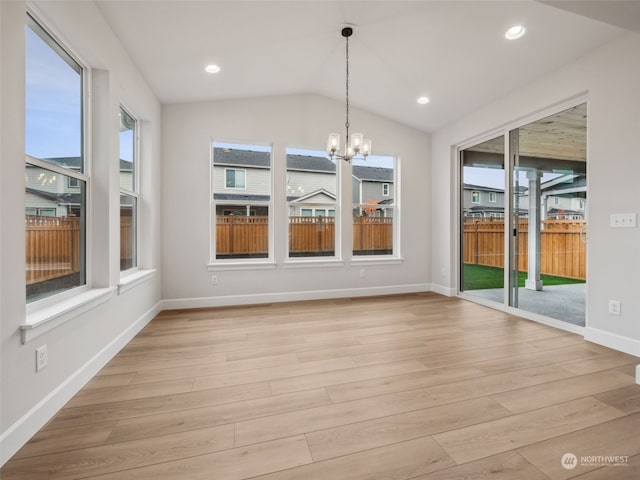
xmin=0 ymin=301 xmax=161 ymax=466
xmin=161 ymin=284 xmax=432 ymax=310
xmin=428 ymin=283 xmax=456 ymax=297
xmin=584 ymin=327 xmax=640 ymax=357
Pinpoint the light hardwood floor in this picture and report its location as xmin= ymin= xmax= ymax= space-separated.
xmin=3 ymin=293 xmax=640 ymax=479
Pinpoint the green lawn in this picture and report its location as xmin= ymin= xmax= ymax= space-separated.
xmin=463 ymin=264 xmax=585 ymax=290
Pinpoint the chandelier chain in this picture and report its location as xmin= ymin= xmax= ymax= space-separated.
xmin=345 ymin=34 xmax=350 ymax=135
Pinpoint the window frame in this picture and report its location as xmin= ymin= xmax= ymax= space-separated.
xmin=224 ymin=168 xmax=247 ymax=190
xmin=119 ymin=105 xmax=139 ymax=274
xmin=285 ymin=148 xmax=339 ymax=261
xmin=471 ymin=191 xmax=480 ymax=204
xmin=351 ymin=155 xmax=399 ymax=260
xmin=209 ymin=142 xmax=274 ymax=267
xmin=382 ymin=183 xmax=390 ymax=197
xmin=489 ymin=191 xmax=497 ymax=203
xmin=25 ymin=12 xmax=91 ymax=309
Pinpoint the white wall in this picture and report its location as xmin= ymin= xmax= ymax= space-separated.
xmin=162 ymin=94 xmax=430 ymax=305
xmin=431 ymin=32 xmax=640 ymax=354
xmin=0 ymin=0 xmax=162 ymax=464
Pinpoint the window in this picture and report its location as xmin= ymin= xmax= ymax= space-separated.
xmin=489 ymin=192 xmax=497 ymax=202
xmin=286 ymin=148 xmax=337 ymax=258
xmin=25 ymin=15 xmax=86 ymax=303
xmin=353 ymin=155 xmax=396 ymax=256
xmin=471 ymin=191 xmax=480 ymax=204
xmin=213 ymin=142 xmax=271 ymax=260
xmin=119 ymin=106 xmax=137 ymax=271
xmin=382 ymin=183 xmax=390 ymax=197
xmin=225 ymin=169 xmax=246 ymax=189
xmin=554 ymin=197 xmax=560 ymax=206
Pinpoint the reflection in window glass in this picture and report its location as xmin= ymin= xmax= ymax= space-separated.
xmin=119 ymin=108 xmax=135 ymax=192
xmin=25 ymin=16 xmax=86 ymax=303
xmin=25 ymin=166 xmax=86 ymax=302
xmin=119 ymin=106 xmax=138 ymax=271
xmin=26 ymin=16 xmax=83 ymax=168
xmin=352 ymin=155 xmax=395 ymax=256
xmin=286 ymin=149 xmax=337 ymax=258
xmin=213 ymin=143 xmax=271 ymax=259
xmin=120 ymin=194 xmax=137 ymax=271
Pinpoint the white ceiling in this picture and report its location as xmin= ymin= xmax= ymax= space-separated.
xmin=96 ymin=1 xmax=627 ymax=132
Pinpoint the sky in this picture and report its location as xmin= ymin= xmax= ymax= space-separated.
xmin=26 ymin=24 xmax=132 ymax=163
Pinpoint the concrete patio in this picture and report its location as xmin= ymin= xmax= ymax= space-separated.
xmin=466 ymin=283 xmax=586 ymax=326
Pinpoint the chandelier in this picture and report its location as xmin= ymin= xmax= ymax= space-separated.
xmin=326 ymin=26 xmax=371 ymax=163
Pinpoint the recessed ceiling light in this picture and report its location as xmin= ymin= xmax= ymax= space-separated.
xmin=417 ymin=96 xmax=430 ymax=105
xmin=205 ymin=64 xmax=221 ymax=74
xmin=505 ymin=25 xmax=525 ymax=40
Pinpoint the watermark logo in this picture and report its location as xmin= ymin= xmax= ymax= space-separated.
xmin=561 ymin=453 xmax=629 ymax=470
xmin=561 ymin=453 xmax=577 ymax=470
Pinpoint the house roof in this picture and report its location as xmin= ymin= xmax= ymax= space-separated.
xmin=213 ymin=148 xmax=270 ymax=168
xmin=33 ymin=157 xmax=133 ymax=171
xmin=213 ymin=149 xmax=394 ymax=182
xmin=213 ymin=193 xmax=271 ymax=202
xmin=289 ymin=188 xmax=336 ymax=203
xmin=26 ymin=187 xmax=82 ymax=205
xmin=352 ymin=165 xmax=393 ymax=182
xmin=287 ymin=155 xmax=335 ymax=173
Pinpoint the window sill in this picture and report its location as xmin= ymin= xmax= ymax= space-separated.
xmin=21 ymin=287 xmax=116 ymax=344
xmin=207 ymin=262 xmax=277 ymax=272
xmin=350 ymin=257 xmax=404 ymax=267
xmin=118 ymin=269 xmax=156 ymax=295
xmin=284 ymin=259 xmax=345 ymax=269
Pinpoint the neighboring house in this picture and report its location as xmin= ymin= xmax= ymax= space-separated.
xmin=212 ymin=148 xmax=394 ymax=217
xmin=25 ymin=157 xmax=133 ymax=217
xmin=462 ymin=183 xmax=507 ymax=219
xmin=463 ymin=175 xmax=586 ymax=220
xmin=520 ymin=173 xmax=587 ymax=220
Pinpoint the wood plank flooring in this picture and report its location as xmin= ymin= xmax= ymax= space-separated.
xmin=2 ymin=293 xmax=639 ymax=479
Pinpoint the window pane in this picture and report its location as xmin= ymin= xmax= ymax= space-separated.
xmin=119 ymin=107 xmax=135 ymax=192
xmin=286 ymin=149 xmax=337 ymax=258
xmin=352 ymin=155 xmax=395 ymax=256
xmin=26 ymin=17 xmax=83 ymax=170
xmin=26 ymin=165 xmax=86 ymax=302
xmin=120 ymin=194 xmax=137 ymax=271
xmin=213 ymin=143 xmax=271 ymax=259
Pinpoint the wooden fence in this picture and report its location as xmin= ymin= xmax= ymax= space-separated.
xmin=353 ymin=216 xmax=393 ymax=253
xmin=26 ymin=215 xmax=81 ymax=285
xmin=216 ymin=216 xmax=269 ymax=256
xmin=26 ymin=215 xmax=136 ymax=284
xmin=289 ymin=216 xmax=335 ymax=254
xmin=215 ymin=215 xmax=393 ymax=256
xmin=463 ymin=219 xmax=586 ymax=280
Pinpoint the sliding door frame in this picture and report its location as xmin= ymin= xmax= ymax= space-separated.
xmin=455 ymin=93 xmax=588 ymax=335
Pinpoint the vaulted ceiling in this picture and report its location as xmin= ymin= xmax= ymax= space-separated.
xmin=96 ymin=1 xmax=630 ymax=132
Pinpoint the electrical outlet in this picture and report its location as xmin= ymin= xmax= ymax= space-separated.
xmin=360 ymin=269 xmax=366 ymax=278
xmin=608 ymin=300 xmax=621 ymax=316
xmin=36 ymin=345 xmax=48 ymax=372
xmin=210 ymin=275 xmax=218 ymax=285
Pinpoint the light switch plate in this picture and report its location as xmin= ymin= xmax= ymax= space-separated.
xmin=610 ymin=213 xmax=637 ymax=228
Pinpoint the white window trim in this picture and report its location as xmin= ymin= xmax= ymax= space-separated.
xmin=471 ymin=191 xmax=481 ymax=204
xmin=382 ymin=183 xmax=390 ymax=197
xmin=118 ymin=268 xmax=156 ymax=295
xmin=210 ymin=142 xmax=274 ymax=267
xmin=21 ymin=287 xmax=116 ymax=344
xmin=489 ymin=192 xmax=497 ymax=203
xmin=119 ymin=105 xmax=139 ymax=275
xmin=352 ymin=155 xmax=399 ymax=260
xmin=25 ymin=13 xmax=94 ymax=311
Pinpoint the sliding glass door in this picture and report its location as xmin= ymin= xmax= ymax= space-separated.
xmin=460 ymin=103 xmax=587 ymax=327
